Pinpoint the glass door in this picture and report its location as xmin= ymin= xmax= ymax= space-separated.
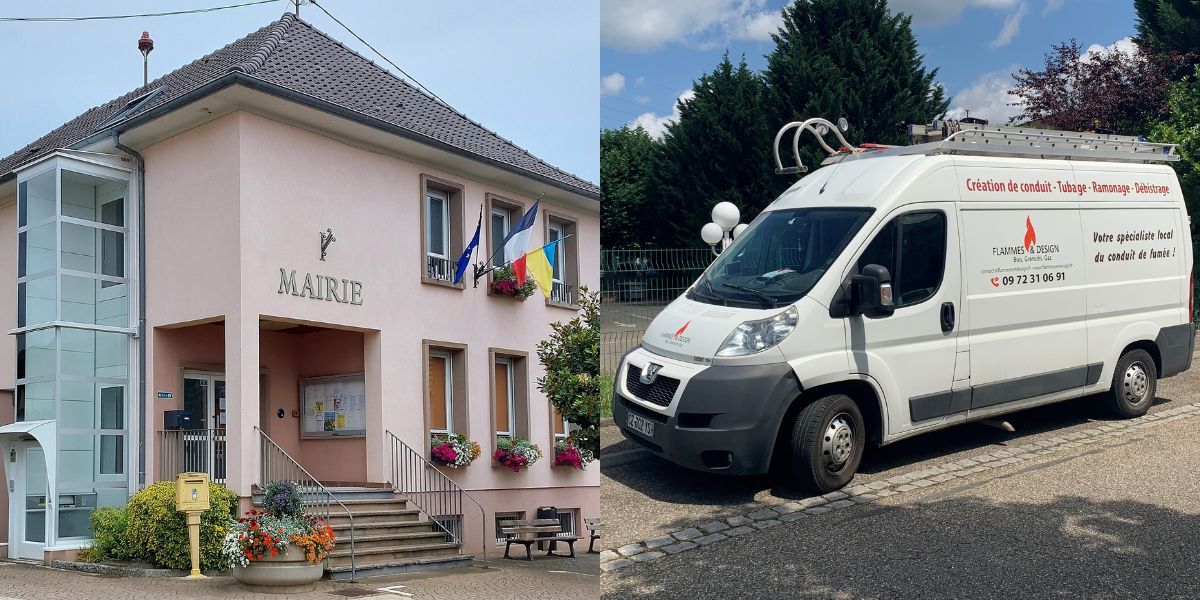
xmin=12 ymin=442 xmax=47 ymax=559
xmin=181 ymin=372 xmax=226 ymax=483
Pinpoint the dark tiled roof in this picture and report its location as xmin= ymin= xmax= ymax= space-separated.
xmin=0 ymin=13 xmax=598 ymax=197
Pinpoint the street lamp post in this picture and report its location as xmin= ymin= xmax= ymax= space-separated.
xmin=702 ymin=201 xmax=746 ymax=256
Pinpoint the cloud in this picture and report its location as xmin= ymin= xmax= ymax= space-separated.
xmin=888 ymin=0 xmax=1019 ymax=27
xmin=1042 ymin=0 xmax=1065 ymax=15
xmin=634 ymin=76 xmax=646 ymax=85
xmin=600 ymin=72 xmax=626 ymax=96
xmin=944 ymin=66 xmax=1023 ymax=125
xmin=1084 ymin=36 xmax=1136 ymax=58
xmin=601 ymin=0 xmax=783 ymax=53
xmin=633 ymin=95 xmax=651 ymax=104
xmin=629 ymin=90 xmax=696 ymax=138
xmin=989 ymin=1 xmax=1028 ymax=48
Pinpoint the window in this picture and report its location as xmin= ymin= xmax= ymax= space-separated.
xmin=556 ymin=508 xmax=577 ymax=537
xmin=428 ymin=350 xmax=453 ymax=434
xmin=494 ymin=357 xmax=516 ymax=437
xmin=486 ymin=194 xmax=525 ymax=270
xmin=490 ymin=209 xmax=511 ymax=268
xmin=433 ymin=515 xmax=462 ymax=543
xmin=544 ymin=212 xmax=579 ymax=306
xmin=100 ymin=198 xmax=124 ymax=287
xmin=856 ymin=211 xmax=947 ymax=308
xmin=424 ymin=342 xmax=468 ymax=440
xmin=495 ymin=511 xmax=524 ymax=544
xmin=420 ymin=175 xmax=464 ymax=286
xmin=553 ymin=406 xmax=569 ymax=440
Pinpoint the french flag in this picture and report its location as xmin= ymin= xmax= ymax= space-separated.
xmin=498 ymin=199 xmax=540 ymax=264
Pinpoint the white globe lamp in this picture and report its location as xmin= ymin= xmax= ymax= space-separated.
xmin=701 ymin=222 xmax=724 ymax=246
xmin=732 ymin=223 xmax=749 ymax=239
xmin=711 ymin=202 xmax=740 ymax=230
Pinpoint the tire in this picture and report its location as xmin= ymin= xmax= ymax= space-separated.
xmin=789 ymin=394 xmax=865 ymax=493
xmin=1105 ymin=349 xmax=1157 ymax=418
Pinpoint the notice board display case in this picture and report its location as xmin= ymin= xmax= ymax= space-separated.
xmin=299 ymin=373 xmax=366 ymax=438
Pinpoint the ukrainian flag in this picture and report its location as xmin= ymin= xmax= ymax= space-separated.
xmin=525 ymin=240 xmax=559 ymax=298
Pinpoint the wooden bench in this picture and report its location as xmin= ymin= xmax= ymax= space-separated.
xmin=500 ymin=519 xmax=581 ymax=560
xmin=585 ymin=517 xmax=602 ymax=553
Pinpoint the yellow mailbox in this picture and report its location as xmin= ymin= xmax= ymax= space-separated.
xmin=175 ymin=472 xmax=209 ymax=578
xmin=175 ymin=472 xmax=210 ymax=511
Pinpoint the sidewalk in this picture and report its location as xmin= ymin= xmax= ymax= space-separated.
xmin=604 ymin=403 xmax=1200 ymax=599
xmin=0 ymin=553 xmax=598 ymax=600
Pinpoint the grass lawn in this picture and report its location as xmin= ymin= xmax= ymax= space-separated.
xmin=600 ymin=374 xmax=614 ymax=418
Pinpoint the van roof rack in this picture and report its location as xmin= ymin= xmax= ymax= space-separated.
xmin=774 ymin=118 xmax=1179 ymax=175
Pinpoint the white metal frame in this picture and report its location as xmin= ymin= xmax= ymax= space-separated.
xmin=425 ymin=188 xmax=450 ymax=260
xmin=11 ymin=441 xmax=47 ymax=559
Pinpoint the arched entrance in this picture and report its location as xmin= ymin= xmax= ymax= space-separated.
xmin=0 ymin=420 xmax=56 ymax=561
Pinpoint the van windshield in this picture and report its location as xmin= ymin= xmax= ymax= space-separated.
xmin=689 ymin=207 xmax=874 ymax=308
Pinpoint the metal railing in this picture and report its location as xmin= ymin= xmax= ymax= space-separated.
xmin=550 ymin=281 xmax=575 ymax=305
xmin=386 ymin=430 xmax=488 ymax=568
xmin=157 ymin=428 xmax=227 ymax=485
xmin=255 ymin=427 xmax=357 ymax=580
xmin=426 ymin=255 xmax=455 ymax=282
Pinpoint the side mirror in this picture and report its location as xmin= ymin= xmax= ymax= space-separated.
xmin=849 ymin=264 xmax=895 ymax=318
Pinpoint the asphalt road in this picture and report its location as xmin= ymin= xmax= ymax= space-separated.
xmin=601 ymin=360 xmax=1200 ymax=599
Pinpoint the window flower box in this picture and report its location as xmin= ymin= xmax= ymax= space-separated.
xmin=552 ymin=439 xmax=592 ymax=470
xmin=488 ymin=264 xmax=536 ymax=300
xmin=493 ymin=435 xmax=542 ymax=472
xmin=430 ymin=433 xmax=481 ymax=468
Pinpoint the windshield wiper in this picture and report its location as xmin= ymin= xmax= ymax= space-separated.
xmin=721 ymin=283 xmax=778 ymax=308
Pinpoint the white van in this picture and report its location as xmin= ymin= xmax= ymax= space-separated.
xmin=614 ymin=118 xmax=1195 ymax=492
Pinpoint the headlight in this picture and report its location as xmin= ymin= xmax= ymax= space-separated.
xmin=716 ymin=306 xmax=799 ymax=357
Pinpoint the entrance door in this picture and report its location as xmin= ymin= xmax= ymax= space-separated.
xmin=10 ymin=442 xmax=47 ymax=559
xmin=182 ymin=372 xmax=227 ymax=483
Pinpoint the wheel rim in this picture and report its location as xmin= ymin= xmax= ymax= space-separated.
xmin=822 ymin=412 xmax=855 ymax=471
xmin=1122 ymin=362 xmax=1151 ymax=405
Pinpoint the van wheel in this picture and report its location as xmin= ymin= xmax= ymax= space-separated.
xmin=1106 ymin=349 xmax=1157 ymax=418
xmin=789 ymin=394 xmax=865 ymax=493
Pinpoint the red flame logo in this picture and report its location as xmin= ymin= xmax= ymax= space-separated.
xmin=674 ymin=321 xmax=692 ymax=338
xmin=1023 ymin=216 xmax=1036 ymax=251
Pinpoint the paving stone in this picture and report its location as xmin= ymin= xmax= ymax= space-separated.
xmin=748 ymin=508 xmax=780 ymax=521
xmin=774 ymin=502 xmax=804 ymax=515
xmin=896 ymin=484 xmax=918 ymax=492
xmin=698 ymin=521 xmax=729 ymax=534
xmin=629 ymin=551 xmax=665 ymax=562
xmin=617 ymin=543 xmax=645 ymax=556
xmin=780 ymin=511 xmax=807 ymax=522
xmin=600 ymin=550 xmax=619 ymax=562
xmin=926 ymin=466 xmax=948 ymax=474
xmin=827 ymin=499 xmax=856 ymax=509
xmin=913 ymin=479 xmax=936 ymax=488
xmin=725 ymin=526 xmax=755 ymax=536
xmin=643 ymin=536 xmax=674 ymax=550
xmin=1019 ymin=453 xmax=1039 ymax=459
xmin=865 ymin=480 xmax=891 ymax=491
xmin=852 ymin=494 xmax=879 ymax=503
xmin=992 ymin=449 xmax=1014 ymax=458
xmin=694 ymin=532 xmax=727 ymax=545
xmin=821 ymin=491 xmax=849 ymax=501
xmin=805 ymin=506 xmax=833 ymax=515
xmin=752 ymin=519 xmax=782 ymax=529
xmin=662 ymin=541 xmax=698 ymax=554
xmin=958 ymin=458 xmax=979 ymax=467
xmin=602 ymin=559 xmax=635 ymax=572
xmin=974 ymin=454 xmax=996 ymax=463
xmin=887 ymin=474 xmax=914 ymax=485
xmin=797 ymin=497 xmax=829 ymax=509
xmin=843 ymin=485 xmax=871 ymax=496
xmin=876 ymin=489 xmax=898 ymax=498
xmin=672 ymin=527 xmax=704 ymax=541
xmin=726 ymin=515 xmax=753 ymax=527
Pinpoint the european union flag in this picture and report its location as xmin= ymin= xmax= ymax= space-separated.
xmin=453 ymin=207 xmax=482 ymax=285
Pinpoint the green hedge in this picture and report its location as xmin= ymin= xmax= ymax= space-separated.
xmin=123 ymin=481 xmax=238 ymax=570
xmin=83 ymin=506 xmax=134 ymax=562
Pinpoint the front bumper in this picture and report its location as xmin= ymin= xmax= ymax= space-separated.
xmin=613 ymin=348 xmax=801 ymax=475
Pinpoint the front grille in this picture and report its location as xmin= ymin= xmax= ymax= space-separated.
xmin=625 ymin=365 xmax=680 ymax=408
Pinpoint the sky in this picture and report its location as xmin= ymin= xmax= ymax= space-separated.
xmin=0 ymin=0 xmax=599 ymax=184
xmin=600 ymin=0 xmax=1139 ymax=137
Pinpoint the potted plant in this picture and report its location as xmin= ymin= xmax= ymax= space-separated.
xmin=224 ymin=481 xmax=335 ymax=593
xmin=552 ymin=439 xmax=593 ymax=470
xmin=493 ymin=435 xmax=543 ymax=472
xmin=430 ymin=433 xmax=482 ymax=468
xmin=488 ymin=264 xmax=537 ymax=300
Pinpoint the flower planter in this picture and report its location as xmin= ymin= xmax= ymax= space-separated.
xmin=232 ymin=545 xmax=323 ymax=594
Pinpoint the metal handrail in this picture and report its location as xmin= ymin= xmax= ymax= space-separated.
xmin=386 ymin=430 xmax=488 ymax=569
xmin=157 ymin=428 xmax=228 ymax=485
xmin=254 ymin=426 xmax=357 ymax=581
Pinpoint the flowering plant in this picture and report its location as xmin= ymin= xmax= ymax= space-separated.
xmin=488 ymin=264 xmax=537 ymax=300
xmin=430 ymin=433 xmax=482 ymax=468
xmin=552 ymin=439 xmax=593 ymax=470
xmin=222 ymin=480 xmax=336 ymax=567
xmin=493 ymin=435 xmax=542 ymax=472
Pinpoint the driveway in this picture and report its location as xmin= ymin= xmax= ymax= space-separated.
xmin=601 ymin=360 xmax=1200 ymax=599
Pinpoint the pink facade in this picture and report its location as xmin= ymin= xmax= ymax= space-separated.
xmin=137 ymin=111 xmax=598 ymax=556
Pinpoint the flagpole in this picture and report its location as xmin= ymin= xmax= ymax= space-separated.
xmin=479 ymin=193 xmax=544 ymax=268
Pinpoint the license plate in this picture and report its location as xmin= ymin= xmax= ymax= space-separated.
xmin=626 ymin=412 xmax=656 ymax=438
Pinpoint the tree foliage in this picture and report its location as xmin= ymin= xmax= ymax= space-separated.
xmin=1010 ymin=39 xmax=1176 ymax=135
xmin=536 ymin=288 xmax=600 ymax=455
xmin=600 ymin=125 xmax=659 ymax=248
xmin=765 ymin=0 xmax=949 ymax=173
xmin=647 ymin=53 xmax=781 ymax=248
xmin=1150 ymin=65 xmax=1200 ymax=231
xmin=1136 ymin=0 xmax=1200 ymax=57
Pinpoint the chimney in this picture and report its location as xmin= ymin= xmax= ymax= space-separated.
xmin=138 ymin=31 xmax=154 ymax=87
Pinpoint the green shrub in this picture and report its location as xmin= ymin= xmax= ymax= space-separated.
xmin=125 ymin=481 xmax=238 ymax=570
xmin=76 ymin=546 xmax=104 ymax=563
xmin=86 ymin=506 xmax=133 ymax=561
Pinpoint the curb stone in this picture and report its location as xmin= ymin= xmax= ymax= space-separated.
xmin=600 ymin=401 xmax=1200 ymax=573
